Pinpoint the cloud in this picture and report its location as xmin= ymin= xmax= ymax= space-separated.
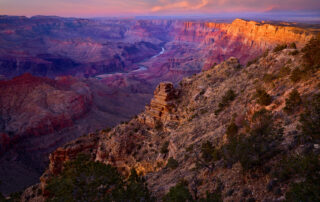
xmin=1 ymin=0 xmax=319 ymax=17
xmin=151 ymin=0 xmax=208 ymax=12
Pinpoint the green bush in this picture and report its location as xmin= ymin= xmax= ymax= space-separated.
xmin=285 ymin=179 xmax=320 ymax=202
xmin=255 ymin=88 xmax=272 ymax=106
xmin=160 ymin=141 xmax=170 ymax=154
xmin=121 ymin=169 xmax=154 ymax=201
xmin=273 ymin=44 xmax=287 ymax=52
xmin=221 ymin=109 xmax=282 ymax=171
xmin=200 ymin=141 xmax=221 ymax=163
xmin=272 ymin=154 xmax=320 ymax=182
xmin=288 ymin=42 xmax=297 ymax=49
xmin=166 ymin=157 xmax=179 ymax=169
xmin=278 ymin=66 xmax=291 ymax=77
xmin=0 ymin=193 xmax=5 ymax=201
xmin=289 ymin=50 xmax=299 ymax=56
xmin=155 ymin=120 xmax=163 ymax=130
xmin=299 ymin=93 xmax=320 ymax=143
xmin=46 ymin=154 xmax=153 ymax=202
xmin=290 ymin=67 xmax=303 ymax=82
xmin=302 ymin=34 xmax=320 ymax=71
xmin=198 ymin=191 xmax=223 ymax=202
xmin=284 ymin=89 xmax=302 ymax=114
xmin=246 ymin=57 xmax=259 ymax=67
xmin=262 ymin=73 xmax=277 ymax=83
xmin=215 ymin=89 xmax=237 ymax=115
xmin=163 ymin=180 xmax=192 ymax=202
xmin=226 ymin=121 xmax=238 ymax=139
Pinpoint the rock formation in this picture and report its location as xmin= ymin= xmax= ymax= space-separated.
xmin=139 ymin=82 xmax=179 ymax=128
xmin=31 ymin=44 xmax=320 ymax=201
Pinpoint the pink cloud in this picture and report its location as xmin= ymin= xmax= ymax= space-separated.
xmin=151 ymin=0 xmax=208 ymax=12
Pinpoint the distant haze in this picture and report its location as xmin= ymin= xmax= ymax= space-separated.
xmin=1 ymin=0 xmax=320 ymax=18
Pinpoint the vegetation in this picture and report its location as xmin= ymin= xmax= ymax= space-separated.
xmin=288 ymin=42 xmax=297 ymax=49
xmin=278 ymin=66 xmax=291 ymax=77
xmin=225 ymin=121 xmax=238 ymax=139
xmin=285 ymin=179 xmax=320 ymax=202
xmin=284 ymin=89 xmax=302 ymax=113
xmin=46 ymin=154 xmax=153 ymax=202
xmin=198 ymin=191 xmax=222 ymax=202
xmin=163 ymin=180 xmax=192 ymax=202
xmin=201 ymin=141 xmax=221 ymax=163
xmin=271 ymin=153 xmax=320 ymax=202
xmin=302 ymin=34 xmax=320 ymax=71
xmin=166 ymin=157 xmax=179 ymax=169
xmin=163 ymin=180 xmax=222 ymax=202
xmin=255 ymin=88 xmax=272 ymax=106
xmin=160 ymin=141 xmax=170 ymax=154
xmin=272 ymin=153 xmax=319 ymax=182
xmin=246 ymin=57 xmax=259 ymax=67
xmin=289 ymin=50 xmax=299 ymax=56
xmin=215 ymin=89 xmax=237 ymax=115
xmin=262 ymin=73 xmax=277 ymax=83
xmin=0 ymin=193 xmax=5 ymax=202
xmin=221 ymin=109 xmax=283 ymax=171
xmin=299 ymin=93 xmax=320 ymax=143
xmin=155 ymin=120 xmax=163 ymax=130
xmin=290 ymin=67 xmax=303 ymax=82
xmin=273 ymin=44 xmax=287 ymax=52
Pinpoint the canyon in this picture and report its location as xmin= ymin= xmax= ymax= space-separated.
xmin=26 ymin=43 xmax=320 ymax=201
xmin=0 ymin=15 xmax=317 ymax=195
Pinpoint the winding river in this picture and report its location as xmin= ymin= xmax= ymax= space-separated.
xmin=95 ymin=47 xmax=165 ymax=79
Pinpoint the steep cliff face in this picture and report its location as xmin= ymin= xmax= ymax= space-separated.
xmin=172 ymin=19 xmax=314 ymax=70
xmin=35 ymin=45 xmax=320 ymax=201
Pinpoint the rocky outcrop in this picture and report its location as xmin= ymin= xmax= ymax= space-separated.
xmin=139 ymin=82 xmax=179 ymax=128
xmin=33 ymin=46 xmax=320 ymax=201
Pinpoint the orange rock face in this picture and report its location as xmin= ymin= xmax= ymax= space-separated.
xmin=139 ymin=82 xmax=179 ymax=128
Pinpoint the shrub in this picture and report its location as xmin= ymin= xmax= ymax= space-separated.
xmin=255 ymin=88 xmax=272 ymax=106
xmin=272 ymin=153 xmax=320 ymax=182
xmin=163 ymin=180 xmax=193 ymax=202
xmin=155 ymin=120 xmax=163 ymax=130
xmin=289 ymin=50 xmax=299 ymax=56
xmin=262 ymin=73 xmax=277 ymax=83
xmin=101 ymin=128 xmax=111 ymax=133
xmin=166 ymin=157 xmax=179 ymax=169
xmin=278 ymin=66 xmax=291 ymax=77
xmin=273 ymin=44 xmax=287 ymax=52
xmin=160 ymin=141 xmax=170 ymax=154
xmin=246 ymin=57 xmax=259 ymax=67
xmin=290 ymin=67 xmax=303 ymax=82
xmin=262 ymin=49 xmax=269 ymax=58
xmin=226 ymin=121 xmax=238 ymax=139
xmin=215 ymin=89 xmax=237 ymax=115
xmin=299 ymin=93 xmax=320 ymax=143
xmin=221 ymin=109 xmax=282 ymax=171
xmin=302 ymin=34 xmax=320 ymax=71
xmin=122 ymin=169 xmax=154 ymax=201
xmin=46 ymin=154 xmax=153 ymax=202
xmin=285 ymin=179 xmax=320 ymax=202
xmin=199 ymin=191 xmax=223 ymax=202
xmin=200 ymin=141 xmax=221 ymax=163
xmin=280 ymin=152 xmax=320 ymax=202
xmin=284 ymin=89 xmax=302 ymax=114
xmin=288 ymin=42 xmax=297 ymax=49
xmin=0 ymin=193 xmax=5 ymax=201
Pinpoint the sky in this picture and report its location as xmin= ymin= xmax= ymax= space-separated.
xmin=1 ymin=0 xmax=320 ymax=17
